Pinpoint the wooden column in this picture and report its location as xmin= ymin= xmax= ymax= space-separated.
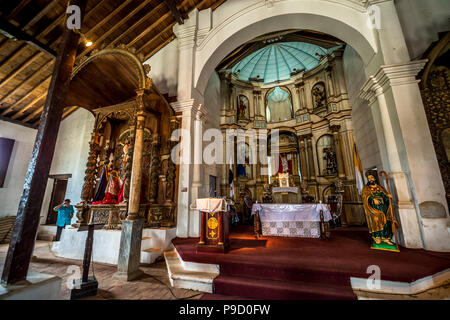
xmin=127 ymin=91 xmax=146 ymax=220
xmin=1 ymin=0 xmax=87 ymax=285
xmin=199 ymin=211 xmax=205 ymax=244
xmin=330 ymin=125 xmax=345 ymax=178
xmin=306 ymin=134 xmax=316 ymax=181
xmin=218 ymin=212 xmax=224 ymax=245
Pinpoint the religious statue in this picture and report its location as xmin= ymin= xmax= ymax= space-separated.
xmin=312 ymin=82 xmax=326 ymax=109
xmin=361 ymin=170 xmax=399 ymax=252
xmin=237 ymin=95 xmax=248 ymax=120
xmin=92 ymin=170 xmax=123 ymax=205
xmin=323 ymin=147 xmax=337 ymax=175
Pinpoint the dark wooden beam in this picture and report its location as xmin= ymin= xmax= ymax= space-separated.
xmin=1 ymin=0 xmax=88 ymax=285
xmin=0 ymin=17 xmax=57 ymax=57
xmin=6 ymin=0 xmax=33 ymax=20
xmin=76 ymin=0 xmax=153 ymax=61
xmin=164 ymin=0 xmax=184 ymax=25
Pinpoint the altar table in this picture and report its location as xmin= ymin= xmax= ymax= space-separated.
xmin=251 ymin=203 xmax=332 ymax=238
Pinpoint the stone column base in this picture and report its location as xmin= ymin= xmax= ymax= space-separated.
xmin=114 ymin=219 xmax=144 ymax=281
xmin=113 ymin=269 xmax=144 ymax=282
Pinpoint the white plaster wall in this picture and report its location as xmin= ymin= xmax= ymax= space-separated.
xmin=39 ymin=108 xmax=95 ymax=224
xmin=0 ymin=121 xmax=37 ymax=218
xmin=395 ymin=0 xmax=450 ymax=60
xmin=343 ymin=46 xmax=382 ymax=172
xmin=144 ymin=39 xmax=179 ymax=97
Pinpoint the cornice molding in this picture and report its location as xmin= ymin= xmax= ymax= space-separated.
xmin=359 ymin=60 xmax=428 ymax=102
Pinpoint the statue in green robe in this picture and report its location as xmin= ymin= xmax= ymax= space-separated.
xmin=362 ymin=170 xmax=399 ymax=252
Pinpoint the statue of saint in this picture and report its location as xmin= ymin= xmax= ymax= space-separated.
xmin=362 ymin=170 xmax=399 ymax=252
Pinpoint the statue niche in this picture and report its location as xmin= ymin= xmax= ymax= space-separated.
xmin=266 ymin=86 xmax=293 ymax=122
xmin=311 ymin=82 xmax=326 ymax=110
xmin=237 ymin=94 xmax=249 ymax=121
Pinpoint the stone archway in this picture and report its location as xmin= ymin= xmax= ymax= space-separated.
xmin=191 ymin=0 xmax=378 ymax=97
xmin=173 ymin=1 xmax=450 ymax=251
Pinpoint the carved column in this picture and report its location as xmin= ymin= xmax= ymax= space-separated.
xmin=149 ymin=135 xmax=160 ymax=203
xmin=330 ymin=125 xmax=345 ymax=178
xmin=306 ymin=134 xmax=316 ymax=181
xmin=127 ymin=91 xmax=147 ymax=221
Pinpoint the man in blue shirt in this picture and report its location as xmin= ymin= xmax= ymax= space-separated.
xmin=53 ymin=199 xmax=74 ymax=241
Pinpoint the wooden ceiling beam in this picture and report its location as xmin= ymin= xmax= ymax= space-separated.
xmin=0 ymin=58 xmax=53 ymax=105
xmin=22 ymin=104 xmax=43 ymax=123
xmin=61 ymin=106 xmax=79 ymax=121
xmin=0 ymin=17 xmax=57 ymax=57
xmin=107 ymin=2 xmax=168 ymax=48
xmin=164 ymin=0 xmax=184 ymax=25
xmin=0 ymin=2 xmax=103 ymax=107
xmin=143 ymin=33 xmax=176 ymax=60
xmin=76 ymin=0 xmax=153 ymax=61
xmin=140 ymin=23 xmax=176 ymax=58
xmin=127 ymin=11 xmax=172 ymax=48
xmin=85 ymin=0 xmax=134 ymax=37
xmin=11 ymin=92 xmax=46 ymax=120
xmin=0 ymin=75 xmax=51 ymax=116
xmin=6 ymin=0 xmax=33 ymax=20
xmin=23 ymin=0 xmax=60 ymax=31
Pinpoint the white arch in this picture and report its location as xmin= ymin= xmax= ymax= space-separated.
xmin=194 ymin=0 xmax=378 ymax=94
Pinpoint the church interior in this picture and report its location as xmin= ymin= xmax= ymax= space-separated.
xmin=0 ymin=0 xmax=449 ymax=304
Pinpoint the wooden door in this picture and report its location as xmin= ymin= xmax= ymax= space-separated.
xmin=46 ymin=179 xmax=68 ymax=225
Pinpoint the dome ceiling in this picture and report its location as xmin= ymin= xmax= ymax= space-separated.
xmin=231 ymin=42 xmax=341 ymax=84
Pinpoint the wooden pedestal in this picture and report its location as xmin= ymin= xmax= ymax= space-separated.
xmin=197 ymin=210 xmax=230 ymax=253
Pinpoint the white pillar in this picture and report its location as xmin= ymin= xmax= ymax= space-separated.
xmin=360 ymin=61 xmax=450 ymax=251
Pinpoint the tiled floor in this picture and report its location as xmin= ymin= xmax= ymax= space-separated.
xmin=0 ymin=241 xmax=203 ymax=300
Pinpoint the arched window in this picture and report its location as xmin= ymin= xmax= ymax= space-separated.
xmin=265 ymin=86 xmax=293 ymax=122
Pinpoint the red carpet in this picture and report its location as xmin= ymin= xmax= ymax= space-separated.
xmin=173 ymin=225 xmax=450 ymax=300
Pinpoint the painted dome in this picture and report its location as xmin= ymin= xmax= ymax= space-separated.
xmin=232 ymin=42 xmax=341 ymax=83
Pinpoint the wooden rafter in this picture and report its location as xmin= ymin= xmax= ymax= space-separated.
xmin=107 ymin=2 xmax=168 ymax=48
xmin=6 ymin=0 xmax=33 ymax=20
xmin=127 ymin=11 xmax=172 ymax=48
xmin=76 ymin=0 xmax=153 ymax=61
xmin=1 ymin=75 xmax=51 ymax=116
xmin=1 ymin=0 xmax=227 ymax=127
xmin=0 ymin=17 xmax=57 ymax=57
xmin=143 ymin=33 xmax=176 ymax=60
xmin=11 ymin=92 xmax=46 ymax=120
xmin=23 ymin=0 xmax=60 ymax=31
xmin=22 ymin=104 xmax=43 ymax=123
xmin=140 ymin=23 xmax=176 ymax=57
xmin=85 ymin=0 xmax=134 ymax=37
xmin=165 ymin=0 xmax=184 ymax=25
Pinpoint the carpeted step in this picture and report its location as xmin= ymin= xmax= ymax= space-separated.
xmin=200 ymin=293 xmax=252 ymax=300
xmin=213 ymin=274 xmax=357 ymax=300
xmin=219 ymin=260 xmax=352 ymax=287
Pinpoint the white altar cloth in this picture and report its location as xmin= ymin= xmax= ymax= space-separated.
xmin=196 ymin=198 xmax=227 ymax=213
xmin=272 ymin=187 xmax=298 ymax=194
xmin=251 ymin=203 xmax=332 ymax=222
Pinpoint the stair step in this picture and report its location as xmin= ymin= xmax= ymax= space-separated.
xmin=213 ymin=275 xmax=356 ymax=300
xmin=164 ymin=251 xmax=218 ymax=293
xmin=37 ymin=233 xmax=55 ymax=241
xmin=140 ymin=248 xmax=162 ymax=265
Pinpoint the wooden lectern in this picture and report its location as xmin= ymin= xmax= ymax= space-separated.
xmin=196 ymin=198 xmax=230 ymax=253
